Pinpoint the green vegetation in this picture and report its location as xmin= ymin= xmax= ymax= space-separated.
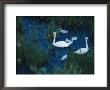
xmin=46 ymin=16 xmax=94 ymax=42
xmin=52 ymin=49 xmax=94 ymax=74
xmin=16 ymin=36 xmax=49 ymax=73
xmin=16 ymin=16 xmax=49 ymax=73
xmin=47 ymin=16 xmax=94 ymax=30
xmin=47 ymin=20 xmax=56 ymax=41
xmin=65 ymin=49 xmax=94 ymax=74
xmin=16 ymin=16 xmax=24 ymax=34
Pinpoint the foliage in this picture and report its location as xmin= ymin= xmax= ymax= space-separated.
xmin=46 ymin=16 xmax=94 ymax=43
xmin=50 ymin=49 xmax=94 ymax=74
xmin=47 ymin=20 xmax=57 ymax=42
xmin=16 ymin=16 xmax=24 ymax=34
xmin=17 ymin=36 xmax=49 ymax=73
xmin=16 ymin=34 xmax=26 ymax=64
xmin=47 ymin=16 xmax=94 ymax=30
xmin=28 ymin=43 xmax=48 ymax=67
xmin=64 ymin=49 xmax=94 ymax=74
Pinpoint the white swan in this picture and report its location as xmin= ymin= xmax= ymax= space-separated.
xmin=74 ymin=37 xmax=89 ymax=54
xmin=65 ymin=37 xmax=77 ymax=43
xmin=61 ymin=54 xmax=67 ymax=61
xmin=58 ymin=28 xmax=68 ymax=33
xmin=52 ymin=32 xmax=74 ymax=48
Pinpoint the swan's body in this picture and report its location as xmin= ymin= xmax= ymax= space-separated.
xmin=74 ymin=48 xmax=89 ymax=54
xmin=59 ymin=28 xmax=68 ymax=33
xmin=74 ymin=37 xmax=89 ymax=54
xmin=52 ymin=32 xmax=76 ymax=48
xmin=61 ymin=54 xmax=67 ymax=61
xmin=52 ymin=41 xmax=70 ymax=47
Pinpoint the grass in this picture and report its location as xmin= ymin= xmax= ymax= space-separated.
xmin=46 ymin=16 xmax=94 ymax=42
xmin=47 ymin=20 xmax=57 ymax=42
xmin=16 ymin=34 xmax=26 ymax=64
xmin=16 ymin=36 xmax=49 ymax=73
xmin=16 ymin=16 xmax=24 ymax=34
xmin=47 ymin=16 xmax=94 ymax=30
xmin=16 ymin=16 xmax=49 ymax=74
xmin=50 ymin=48 xmax=94 ymax=74
xmin=63 ymin=49 xmax=94 ymax=74
xmin=16 ymin=30 xmax=49 ymax=74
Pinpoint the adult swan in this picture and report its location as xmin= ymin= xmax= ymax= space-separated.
xmin=74 ymin=37 xmax=89 ymax=54
xmin=52 ymin=32 xmax=77 ymax=48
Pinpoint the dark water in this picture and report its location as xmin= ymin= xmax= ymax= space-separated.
xmin=16 ymin=17 xmax=94 ymax=74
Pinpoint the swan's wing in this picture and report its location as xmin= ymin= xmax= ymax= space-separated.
xmin=55 ymin=41 xmax=67 ymax=45
xmin=74 ymin=48 xmax=84 ymax=54
xmin=74 ymin=48 xmax=89 ymax=54
xmin=55 ymin=41 xmax=68 ymax=47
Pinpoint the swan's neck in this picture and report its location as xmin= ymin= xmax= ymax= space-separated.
xmin=86 ymin=39 xmax=88 ymax=49
xmin=67 ymin=39 xmax=73 ymax=45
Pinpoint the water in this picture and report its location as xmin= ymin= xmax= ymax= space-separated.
xmin=17 ymin=17 xmax=94 ymax=74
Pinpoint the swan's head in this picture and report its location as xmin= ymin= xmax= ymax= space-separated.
xmin=72 ymin=37 xmax=77 ymax=41
xmin=53 ymin=32 xmax=56 ymax=35
xmin=85 ymin=37 xmax=88 ymax=40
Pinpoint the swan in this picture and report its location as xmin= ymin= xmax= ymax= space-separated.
xmin=74 ymin=37 xmax=89 ymax=54
xmin=65 ymin=37 xmax=77 ymax=43
xmin=58 ymin=28 xmax=68 ymax=33
xmin=61 ymin=54 xmax=67 ymax=61
xmin=52 ymin=32 xmax=74 ymax=48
